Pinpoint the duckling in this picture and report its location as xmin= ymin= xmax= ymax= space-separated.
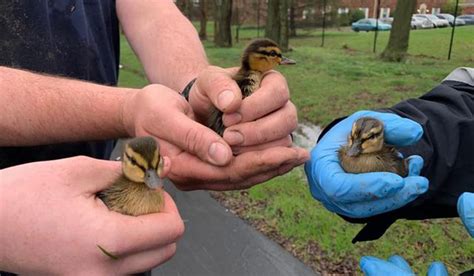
xmin=338 ymin=117 xmax=408 ymax=177
xmin=208 ymin=38 xmax=296 ymax=136
xmin=98 ymin=137 xmax=168 ymax=216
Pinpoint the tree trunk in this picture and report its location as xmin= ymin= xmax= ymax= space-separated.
xmin=214 ymin=0 xmax=233 ymax=47
xmin=279 ymin=0 xmax=289 ymax=51
xmin=199 ymin=0 xmax=207 ymax=40
xmin=176 ymin=0 xmax=191 ymax=18
xmin=265 ymin=0 xmax=289 ymax=51
xmin=380 ymin=0 xmax=417 ymax=62
xmin=289 ymin=0 xmax=296 ymax=37
xmin=266 ymin=0 xmax=281 ymax=43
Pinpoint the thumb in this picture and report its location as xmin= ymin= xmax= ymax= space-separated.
xmin=64 ymin=157 xmax=122 ymax=194
xmin=427 ymin=262 xmax=449 ymax=276
xmin=162 ymin=111 xmax=232 ymax=166
xmin=191 ymin=66 xmax=242 ymax=113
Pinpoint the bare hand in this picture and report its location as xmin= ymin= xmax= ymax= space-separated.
xmin=0 ymin=157 xmax=184 ymax=274
xmin=188 ymin=66 xmax=298 ymax=154
xmin=122 ymin=84 xmax=309 ymax=191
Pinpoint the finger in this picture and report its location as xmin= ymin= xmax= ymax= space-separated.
xmin=337 ymin=176 xmax=428 ymax=218
xmin=193 ymin=66 xmax=242 ymax=113
xmin=118 ymin=243 xmax=177 ymax=274
xmin=160 ymin=111 xmax=232 ymax=166
xmin=158 ymin=156 xmax=172 ymax=178
xmin=427 ymin=262 xmax=449 ymax=276
xmin=457 ymin=192 xmax=474 ymax=237
xmin=169 ymin=147 xmax=309 ymax=191
xmin=109 ymin=192 xmax=184 ymax=255
xmin=231 ymin=136 xmax=292 ymax=155
xmin=223 ymin=102 xmax=297 ymax=146
xmin=387 ymin=255 xmax=414 ymax=273
xmin=360 ymin=256 xmax=399 ymax=276
xmin=224 ymin=70 xmax=290 ymax=123
xmin=406 ymin=155 xmax=424 ymax=176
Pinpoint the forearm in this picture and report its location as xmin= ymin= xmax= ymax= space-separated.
xmin=117 ymin=0 xmax=209 ymax=92
xmin=0 ymin=66 xmax=136 ymax=146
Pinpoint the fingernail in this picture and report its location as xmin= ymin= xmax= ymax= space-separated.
xmin=224 ymin=130 xmax=244 ymax=145
xmin=223 ymin=112 xmax=242 ymax=126
xmin=208 ymin=142 xmax=230 ymax=165
xmin=218 ymin=90 xmax=235 ymax=110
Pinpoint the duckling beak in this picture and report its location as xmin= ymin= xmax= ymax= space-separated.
xmin=347 ymin=142 xmax=362 ymax=157
xmin=145 ymin=169 xmax=163 ymax=190
xmin=280 ymin=56 xmax=296 ymax=65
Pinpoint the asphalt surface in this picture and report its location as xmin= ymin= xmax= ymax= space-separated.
xmin=112 ymin=140 xmax=316 ymax=276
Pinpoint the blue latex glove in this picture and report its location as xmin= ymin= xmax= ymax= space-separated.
xmin=360 ymin=255 xmax=448 ymax=276
xmin=304 ymin=110 xmax=429 ymax=218
xmin=458 ymin=192 xmax=474 ymax=237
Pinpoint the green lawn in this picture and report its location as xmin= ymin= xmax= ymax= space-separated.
xmin=118 ymin=25 xmax=474 ymax=274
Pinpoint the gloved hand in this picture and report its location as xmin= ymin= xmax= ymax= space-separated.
xmin=458 ymin=192 xmax=474 ymax=237
xmin=360 ymin=255 xmax=448 ymax=276
xmin=304 ymin=110 xmax=429 ymax=218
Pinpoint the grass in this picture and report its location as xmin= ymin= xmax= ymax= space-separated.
xmin=118 ymin=25 xmax=474 ymax=274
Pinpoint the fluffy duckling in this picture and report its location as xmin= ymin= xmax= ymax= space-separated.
xmin=208 ymin=38 xmax=296 ymax=136
xmin=98 ymin=137 xmax=169 ymax=216
xmin=338 ymin=117 xmax=408 ymax=177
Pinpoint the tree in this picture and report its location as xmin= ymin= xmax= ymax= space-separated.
xmin=214 ymin=0 xmax=233 ymax=47
xmin=380 ymin=1 xmax=417 ymax=62
xmin=176 ymin=0 xmax=192 ymax=19
xmin=199 ymin=0 xmax=208 ymax=40
xmin=265 ymin=0 xmax=290 ymax=51
xmin=289 ymin=0 xmax=296 ymax=37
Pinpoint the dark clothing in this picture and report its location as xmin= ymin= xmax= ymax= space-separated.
xmin=318 ymin=79 xmax=474 ymax=242
xmin=0 ymin=0 xmax=119 ymax=168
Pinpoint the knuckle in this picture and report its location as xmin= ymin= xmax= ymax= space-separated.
xmin=184 ymin=127 xmax=206 ymax=155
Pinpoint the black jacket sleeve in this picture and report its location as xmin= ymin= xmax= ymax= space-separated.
xmin=319 ymin=80 xmax=474 ymax=243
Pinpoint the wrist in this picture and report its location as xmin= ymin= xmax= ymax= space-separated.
xmin=120 ymin=88 xmax=140 ymax=137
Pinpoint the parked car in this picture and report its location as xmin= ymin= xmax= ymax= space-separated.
xmin=457 ymin=14 xmax=474 ymax=25
xmin=351 ymin=19 xmax=392 ymax=32
xmin=435 ymin=13 xmax=466 ymax=26
xmin=411 ymin=16 xmax=433 ymax=29
xmin=380 ymin=17 xmax=393 ymax=25
xmin=414 ymin=14 xmax=449 ymax=28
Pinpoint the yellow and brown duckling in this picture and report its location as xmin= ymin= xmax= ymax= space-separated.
xmin=98 ymin=137 xmax=170 ymax=216
xmin=338 ymin=117 xmax=408 ymax=177
xmin=208 ymin=38 xmax=296 ymax=136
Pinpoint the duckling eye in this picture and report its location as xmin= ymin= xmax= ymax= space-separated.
xmin=129 ymin=157 xmax=138 ymax=166
xmin=270 ymin=50 xmax=277 ymax=57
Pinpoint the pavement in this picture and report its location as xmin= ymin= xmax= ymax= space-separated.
xmin=112 ymin=140 xmax=316 ymax=276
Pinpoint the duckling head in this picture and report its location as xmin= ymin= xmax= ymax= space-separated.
xmin=122 ymin=137 xmax=165 ymax=190
xmin=346 ymin=117 xmax=384 ymax=157
xmin=241 ymin=38 xmax=296 ymax=73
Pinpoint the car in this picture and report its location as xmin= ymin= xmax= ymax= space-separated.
xmin=351 ymin=18 xmax=392 ymax=32
xmin=435 ymin=13 xmax=466 ymax=26
xmin=411 ymin=16 xmax=433 ymax=29
xmin=457 ymin=14 xmax=474 ymax=25
xmin=414 ymin=14 xmax=449 ymax=28
xmin=380 ymin=17 xmax=393 ymax=25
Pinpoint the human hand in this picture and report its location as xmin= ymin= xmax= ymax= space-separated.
xmin=188 ymin=66 xmax=297 ymax=154
xmin=360 ymin=255 xmax=448 ymax=276
xmin=123 ymin=84 xmax=309 ymax=191
xmin=304 ymin=110 xmax=429 ymax=218
xmin=458 ymin=192 xmax=474 ymax=237
xmin=0 ymin=156 xmax=184 ymax=275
